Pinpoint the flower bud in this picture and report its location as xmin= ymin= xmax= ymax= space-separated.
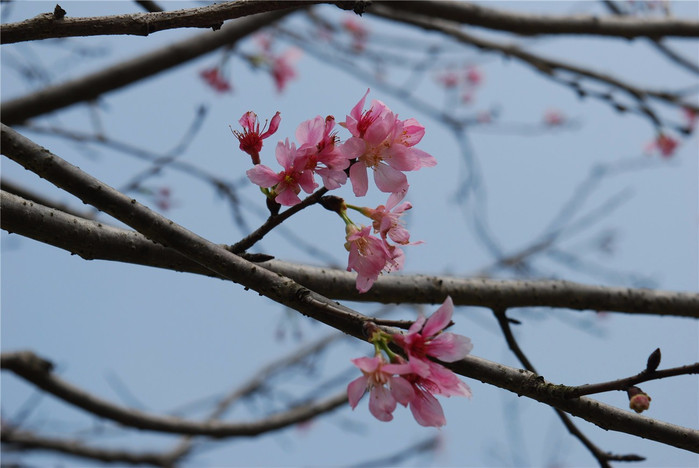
xmin=627 ymin=386 xmax=651 ymax=413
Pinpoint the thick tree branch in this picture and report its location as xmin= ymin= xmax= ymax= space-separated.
xmin=1 ymin=9 xmax=292 ymax=125
xmin=0 ymin=1 xmax=323 ymax=44
xmin=2 ymin=189 xmax=698 ymax=319
xmin=1 ymin=351 xmax=348 ymax=438
xmin=374 ymin=1 xmax=699 ymax=38
xmin=4 ymin=349 xmax=698 ymax=452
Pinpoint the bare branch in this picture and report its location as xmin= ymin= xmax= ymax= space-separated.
xmin=4 ymin=349 xmax=698 ymax=452
xmin=2 ymin=189 xmax=698 ymax=319
xmin=1 ymin=350 xmax=348 ymax=438
xmin=566 ymin=362 xmax=699 ymax=399
xmin=0 ymin=1 xmax=323 ymax=44
xmin=373 ymin=1 xmax=699 ymax=38
xmin=368 ymin=3 xmax=698 ymax=125
xmin=1 ymin=9 xmax=293 ymax=125
xmin=1 ymin=428 xmax=169 ymax=466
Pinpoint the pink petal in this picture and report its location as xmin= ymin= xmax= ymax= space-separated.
xmin=422 ymin=296 xmax=454 ymax=338
xmin=347 ymin=376 xmax=368 ymax=408
xmin=390 ymin=376 xmax=415 ymax=406
xmin=368 ymin=385 xmax=396 ymax=422
xmin=349 ymin=162 xmax=369 ymax=197
xmin=373 ymin=164 xmax=408 ymax=194
xmin=409 ymin=387 xmax=446 ymax=427
xmin=275 ymin=188 xmax=302 ymax=206
xmin=427 ymin=333 xmax=473 ymax=362
xmin=246 ymin=165 xmax=280 ymax=188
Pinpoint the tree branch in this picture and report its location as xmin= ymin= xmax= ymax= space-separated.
xmin=2 ymin=189 xmax=698 ymax=318
xmin=1 ymin=428 xmax=169 ymax=466
xmin=4 ymin=349 xmax=698 ymax=453
xmin=0 ymin=1 xmax=322 ymax=44
xmin=374 ymin=1 xmax=699 ymax=38
xmin=1 ymin=9 xmax=293 ymax=125
xmin=1 ymin=350 xmax=348 ymax=438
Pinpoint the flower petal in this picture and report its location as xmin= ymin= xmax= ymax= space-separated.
xmin=422 ymin=296 xmax=454 ymax=338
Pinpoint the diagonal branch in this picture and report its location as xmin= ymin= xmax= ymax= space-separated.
xmin=0 ymin=1 xmax=323 ymax=44
xmin=374 ymin=1 xmax=699 ymax=38
xmin=1 ymin=9 xmax=292 ymax=125
xmin=2 ymin=189 xmax=698 ymax=318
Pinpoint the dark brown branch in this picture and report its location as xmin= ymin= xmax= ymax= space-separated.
xmin=1 ymin=9 xmax=292 ymax=125
xmin=368 ymin=4 xmax=698 ymax=121
xmin=0 ymin=1 xmax=322 ymax=44
xmin=4 ymin=349 xmax=698 ymax=452
xmin=1 ymin=350 xmax=348 ymax=438
xmin=491 ymin=308 xmax=642 ymax=466
xmin=1 ymin=124 xmax=373 ymax=341
xmin=1 ymin=428 xmax=169 ymax=466
xmin=566 ymin=362 xmax=699 ymax=399
xmin=2 ymin=189 xmax=698 ymax=319
xmin=375 ymin=1 xmax=699 ymax=38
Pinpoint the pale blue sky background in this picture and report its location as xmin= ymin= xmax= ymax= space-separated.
xmin=2 ymin=1 xmax=698 ymax=467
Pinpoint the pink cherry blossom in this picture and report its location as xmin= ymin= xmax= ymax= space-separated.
xmin=393 ymin=297 xmax=473 ymax=363
xmin=645 ymin=133 xmax=679 ymax=158
xmin=347 ymin=356 xmax=414 ymax=422
xmin=295 ymin=115 xmax=349 ymax=189
xmin=341 ymin=16 xmax=369 ymax=52
xmin=341 ymin=89 xmax=436 ymax=198
xmin=360 ymin=196 xmax=415 ymax=245
xmin=543 ymin=108 xmax=566 ymax=126
xmin=199 ymin=67 xmax=232 ymax=93
xmin=246 ymin=139 xmax=317 ymax=206
xmin=271 ymin=48 xmax=302 ymax=93
xmin=683 ymin=107 xmax=697 ymax=132
xmin=232 ymin=111 xmax=281 ymax=165
xmin=465 ymin=66 xmax=483 ymax=86
xmin=345 ymin=225 xmax=394 ymax=293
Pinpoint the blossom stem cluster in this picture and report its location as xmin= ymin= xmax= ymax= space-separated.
xmin=348 ymin=297 xmax=473 ymax=427
xmin=232 ymin=89 xmax=435 ymax=293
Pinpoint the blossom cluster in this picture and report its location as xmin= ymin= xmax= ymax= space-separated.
xmin=347 ymin=297 xmax=473 ymax=427
xmin=232 ymin=89 xmax=435 ymax=292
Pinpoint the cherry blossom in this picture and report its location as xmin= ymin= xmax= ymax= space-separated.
xmin=392 ymin=296 xmax=473 ymax=363
xmin=232 ymin=111 xmax=281 ymax=165
xmin=199 ymin=67 xmax=232 ymax=93
xmin=683 ymin=107 xmax=697 ymax=132
xmin=341 ymin=89 xmax=436 ymax=198
xmin=345 ymin=225 xmax=394 ymax=293
xmin=645 ymin=133 xmax=679 ymax=158
xmin=347 ymin=356 xmax=414 ymax=422
xmin=295 ymin=115 xmax=349 ymax=189
xmin=246 ymin=139 xmax=317 ymax=206
xmin=543 ymin=108 xmax=566 ymax=126
xmin=359 ymin=197 xmax=415 ymax=245
xmin=271 ymin=48 xmax=302 ymax=93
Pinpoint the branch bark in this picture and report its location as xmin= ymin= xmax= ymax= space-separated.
xmin=1 ymin=9 xmax=292 ymax=125
xmin=4 ymin=349 xmax=698 ymax=452
xmin=0 ymin=1 xmax=322 ymax=44
xmin=375 ymin=1 xmax=699 ymax=38
xmin=2 ymin=189 xmax=698 ymax=318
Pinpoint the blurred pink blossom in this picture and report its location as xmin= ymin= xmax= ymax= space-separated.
xmin=543 ymin=108 xmax=566 ymax=126
xmin=645 ymin=133 xmax=679 ymax=158
xmin=271 ymin=48 xmax=302 ymax=93
xmin=199 ymin=67 xmax=231 ymax=93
